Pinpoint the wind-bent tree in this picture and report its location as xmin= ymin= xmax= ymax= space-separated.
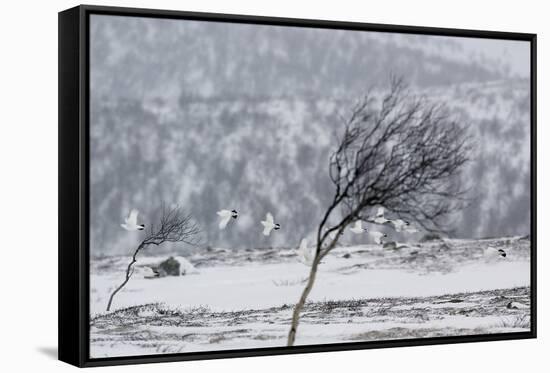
xmin=106 ymin=204 xmax=201 ymax=311
xmin=286 ymin=77 xmax=473 ymax=346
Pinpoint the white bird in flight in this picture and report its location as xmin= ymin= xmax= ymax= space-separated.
xmin=121 ymin=209 xmax=145 ymax=231
xmin=390 ymin=218 xmax=409 ymax=232
xmin=484 ymin=246 xmax=507 ymax=259
xmin=374 ymin=207 xmax=390 ymax=224
xmin=369 ymin=231 xmax=387 ymax=244
xmin=261 ymin=212 xmax=280 ymax=236
xmin=216 ymin=209 xmax=238 ymax=229
xmin=350 ymin=220 xmax=366 ymax=234
xmin=297 ymin=238 xmax=315 ymax=266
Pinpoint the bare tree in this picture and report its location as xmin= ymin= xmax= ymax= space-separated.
xmin=286 ymin=77 xmax=473 ymax=346
xmin=106 ymin=204 xmax=201 ymax=312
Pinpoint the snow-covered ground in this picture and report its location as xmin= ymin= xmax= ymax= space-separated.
xmin=90 ymin=236 xmax=531 ymax=358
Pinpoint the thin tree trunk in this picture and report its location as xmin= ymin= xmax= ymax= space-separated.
xmin=106 ymin=270 xmax=133 ymax=312
xmin=287 ymin=256 xmax=321 ymax=346
xmin=106 ymin=243 xmax=144 ymax=312
xmin=287 ymin=221 xmax=346 ymax=346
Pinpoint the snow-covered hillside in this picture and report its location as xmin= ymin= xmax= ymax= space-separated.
xmin=90 ymin=15 xmax=506 ymax=101
xmin=90 ymin=79 xmax=530 ymax=255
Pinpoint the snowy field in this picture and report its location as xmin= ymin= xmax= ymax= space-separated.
xmin=90 ymin=236 xmax=531 ymax=358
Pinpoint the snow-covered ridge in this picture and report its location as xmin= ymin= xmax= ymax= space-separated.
xmin=90 ymin=234 xmax=530 ymax=357
xmin=90 ymin=236 xmax=530 ymax=313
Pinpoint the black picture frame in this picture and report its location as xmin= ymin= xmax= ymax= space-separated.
xmin=59 ymin=4 xmax=537 ymax=368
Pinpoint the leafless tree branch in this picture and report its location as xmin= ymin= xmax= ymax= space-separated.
xmin=106 ymin=204 xmax=201 ymax=311
xmin=287 ymin=76 xmax=474 ymax=346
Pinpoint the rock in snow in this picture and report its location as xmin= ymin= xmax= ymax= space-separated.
xmin=507 ymin=301 xmax=529 ymax=310
xmin=145 ymin=256 xmax=198 ymax=278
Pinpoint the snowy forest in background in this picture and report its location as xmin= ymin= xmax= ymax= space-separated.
xmin=89 ymin=15 xmax=531 ymax=256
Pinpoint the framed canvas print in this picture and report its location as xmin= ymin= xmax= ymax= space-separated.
xmin=58 ymin=4 xmax=537 ymax=367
